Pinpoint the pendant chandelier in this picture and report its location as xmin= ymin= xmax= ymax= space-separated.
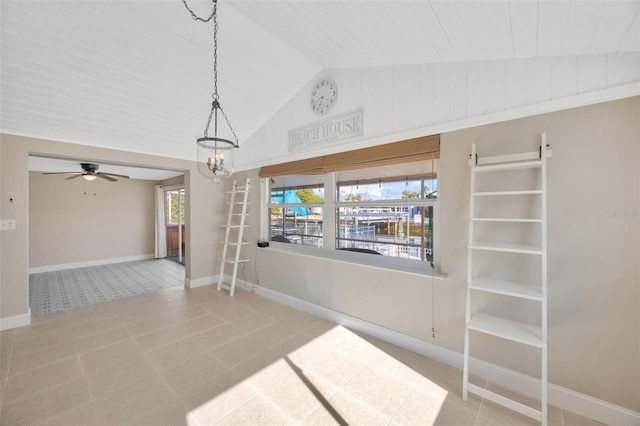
xmin=182 ymin=0 xmax=239 ymax=183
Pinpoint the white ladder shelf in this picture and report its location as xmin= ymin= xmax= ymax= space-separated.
xmin=463 ymin=134 xmax=551 ymax=425
xmin=217 ymin=178 xmax=251 ymax=296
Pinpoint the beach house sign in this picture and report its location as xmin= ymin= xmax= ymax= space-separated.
xmin=288 ymin=110 xmax=363 ymax=152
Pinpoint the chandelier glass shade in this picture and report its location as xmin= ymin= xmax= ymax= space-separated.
xmin=195 ymin=98 xmax=238 ymax=183
xmin=183 ymin=0 xmax=239 ymax=183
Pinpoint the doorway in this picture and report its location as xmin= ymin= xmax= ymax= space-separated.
xmin=165 ymin=188 xmax=186 ymax=265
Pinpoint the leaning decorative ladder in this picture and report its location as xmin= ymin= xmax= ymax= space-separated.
xmin=463 ymin=134 xmax=551 ymax=425
xmin=218 ymin=177 xmax=251 ymax=296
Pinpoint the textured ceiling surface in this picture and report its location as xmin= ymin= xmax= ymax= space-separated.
xmin=1 ymin=1 xmax=638 ymax=164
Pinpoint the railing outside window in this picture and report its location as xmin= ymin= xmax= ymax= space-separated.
xmin=265 ymin=167 xmax=437 ymax=265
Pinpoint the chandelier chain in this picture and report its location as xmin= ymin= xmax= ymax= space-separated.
xmin=180 ymin=0 xmax=215 ymax=22
xmin=219 ymin=105 xmax=238 ymax=144
xmin=204 ymin=104 xmax=214 ymax=139
xmin=213 ymin=4 xmax=218 ymax=98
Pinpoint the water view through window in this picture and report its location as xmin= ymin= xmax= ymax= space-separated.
xmin=269 ymin=176 xmax=436 ymax=262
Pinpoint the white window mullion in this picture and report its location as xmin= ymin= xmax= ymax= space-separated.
xmin=260 ymin=178 xmax=270 ymax=242
xmin=432 ymin=201 xmax=440 ymax=268
xmin=323 ymin=172 xmax=336 ymax=252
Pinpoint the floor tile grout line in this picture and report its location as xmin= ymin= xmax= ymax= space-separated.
xmin=386 ymin=364 xmax=426 ymax=425
xmin=1 ymin=359 xmax=86 ymax=409
xmin=385 ymin=382 xmax=415 ymax=426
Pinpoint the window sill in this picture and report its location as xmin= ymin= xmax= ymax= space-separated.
xmin=259 ymin=242 xmax=447 ymax=280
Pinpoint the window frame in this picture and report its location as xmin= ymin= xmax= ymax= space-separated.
xmin=334 ymin=198 xmax=436 ymax=263
xmin=261 ymin=169 xmax=440 ymax=276
xmin=267 ymin=184 xmax=325 ymax=247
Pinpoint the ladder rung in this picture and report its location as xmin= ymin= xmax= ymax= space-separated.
xmin=219 ymin=282 xmax=233 ymax=291
xmin=219 ymin=225 xmax=249 ymax=228
xmin=468 ymin=278 xmax=542 ymax=301
xmin=473 ymin=160 xmax=543 ymax=172
xmin=468 ymin=313 xmax=543 ymax=347
xmin=227 ymin=186 xmax=249 ymax=192
xmin=228 ymin=202 xmax=250 ymax=205
xmin=473 ymin=190 xmax=542 ymax=196
xmin=468 ymin=242 xmax=542 ymax=255
xmin=467 ymin=383 xmax=542 ymax=422
xmin=220 ymin=258 xmax=250 ymax=263
xmin=477 ymin=150 xmax=544 ymax=165
xmin=231 ymin=213 xmax=250 ymax=216
xmin=472 ymin=218 xmax=542 ymax=223
xmin=470 ymin=148 xmax=551 ymax=167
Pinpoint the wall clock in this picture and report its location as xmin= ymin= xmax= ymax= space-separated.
xmin=310 ymin=79 xmax=338 ymax=116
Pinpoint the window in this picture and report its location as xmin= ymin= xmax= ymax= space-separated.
xmin=263 ymin=159 xmax=438 ymax=265
xmin=268 ymin=178 xmax=324 ymax=247
xmin=260 ymin=135 xmax=440 ymax=269
xmin=336 ymin=174 xmax=436 ymax=262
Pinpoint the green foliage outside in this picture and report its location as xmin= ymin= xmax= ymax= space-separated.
xmin=166 ymin=191 xmax=185 ymax=224
xmin=295 ymin=189 xmax=324 ymax=203
xmin=402 ymin=190 xmax=420 ymax=199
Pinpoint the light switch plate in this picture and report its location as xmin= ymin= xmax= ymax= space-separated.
xmin=1 ymin=219 xmax=16 ymax=230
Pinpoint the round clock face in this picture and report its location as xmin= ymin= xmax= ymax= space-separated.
xmin=310 ymin=79 xmax=338 ymax=116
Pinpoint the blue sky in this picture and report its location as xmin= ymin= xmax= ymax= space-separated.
xmin=339 ymin=180 xmax=437 ymax=201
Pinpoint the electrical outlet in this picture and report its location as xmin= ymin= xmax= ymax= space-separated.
xmin=1 ymin=219 xmax=16 ymax=230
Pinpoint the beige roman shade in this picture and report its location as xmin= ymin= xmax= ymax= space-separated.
xmin=259 ymin=134 xmax=439 ymax=178
xmin=258 ymin=156 xmax=325 ymax=177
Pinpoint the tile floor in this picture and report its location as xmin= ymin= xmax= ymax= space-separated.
xmin=0 ymin=285 xmax=603 ymax=425
xmin=29 ymin=259 xmax=185 ymax=317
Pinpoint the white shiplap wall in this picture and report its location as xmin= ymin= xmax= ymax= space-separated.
xmin=235 ymin=53 xmax=640 ymax=171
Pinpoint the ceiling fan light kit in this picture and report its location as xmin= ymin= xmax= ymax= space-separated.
xmin=182 ymin=0 xmax=239 ymax=184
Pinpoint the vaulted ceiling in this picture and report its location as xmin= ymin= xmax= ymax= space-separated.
xmin=1 ymin=1 xmax=638 ymax=163
xmin=233 ymin=1 xmax=639 ymax=67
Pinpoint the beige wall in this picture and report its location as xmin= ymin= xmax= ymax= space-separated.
xmin=240 ymin=98 xmax=640 ymax=411
xmin=0 ymin=134 xmax=225 ymax=321
xmin=441 ymin=97 xmax=639 ymax=411
xmin=28 ymin=172 xmax=156 ymax=268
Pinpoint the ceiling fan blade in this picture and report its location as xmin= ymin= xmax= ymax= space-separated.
xmin=97 ymin=174 xmax=117 ymax=182
xmin=42 ymin=171 xmax=82 ymax=175
xmin=65 ymin=174 xmax=83 ymax=180
xmin=99 ymin=172 xmax=129 ymax=179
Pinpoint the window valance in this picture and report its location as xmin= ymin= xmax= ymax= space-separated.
xmin=259 ymin=134 xmax=439 ymax=178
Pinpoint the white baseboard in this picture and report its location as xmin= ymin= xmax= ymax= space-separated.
xmin=184 ymin=275 xmax=217 ymax=289
xmin=0 ymin=309 xmax=31 ymax=331
xmin=248 ymin=282 xmax=640 ymax=426
xmin=29 ymin=254 xmax=156 ymax=274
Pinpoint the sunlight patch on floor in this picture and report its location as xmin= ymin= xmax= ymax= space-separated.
xmin=187 ymin=324 xmax=449 ymax=425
